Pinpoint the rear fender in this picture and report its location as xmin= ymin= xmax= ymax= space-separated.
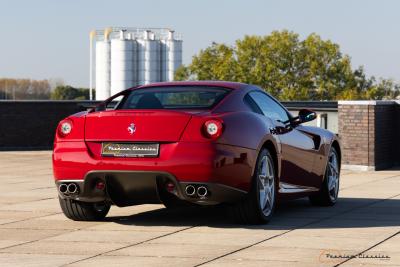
xmin=54 ymin=112 xmax=86 ymax=143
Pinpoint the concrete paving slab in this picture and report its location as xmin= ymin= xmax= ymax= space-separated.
xmin=46 ymin=229 xmax=173 ymax=243
xmin=107 ymin=242 xmax=243 ymax=259
xmin=202 ymin=258 xmax=323 ymax=267
xmin=67 ymin=255 xmax=204 ymax=267
xmin=0 ymin=151 xmax=399 ymax=267
xmin=0 ymin=240 xmax=26 ymax=249
xmin=142 ymin=230 xmax=284 ymax=246
xmin=221 ymin=247 xmax=359 ymax=266
xmin=0 ymin=253 xmax=86 ymax=267
xmin=0 ymin=218 xmax=102 ymax=230
xmin=0 ymin=228 xmax=65 ymax=242
xmin=1 ymin=240 xmax=128 ymax=255
xmin=0 ymin=198 xmax=60 ymax=212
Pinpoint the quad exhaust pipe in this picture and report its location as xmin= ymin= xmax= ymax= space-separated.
xmin=184 ymin=184 xmax=208 ymax=198
xmin=197 ymin=186 xmax=208 ymax=197
xmin=67 ymin=183 xmax=78 ymax=194
xmin=59 ymin=183 xmax=68 ymax=194
xmin=58 ymin=183 xmax=79 ymax=195
xmin=185 ymin=185 xmax=196 ymax=196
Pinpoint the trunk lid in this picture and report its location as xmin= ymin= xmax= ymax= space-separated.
xmin=85 ymin=110 xmax=192 ymax=142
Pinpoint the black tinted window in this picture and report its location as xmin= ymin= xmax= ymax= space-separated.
xmin=248 ymin=91 xmax=289 ymax=122
xmin=119 ymin=86 xmax=230 ymax=110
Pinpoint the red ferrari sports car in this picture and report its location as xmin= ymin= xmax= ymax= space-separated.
xmin=53 ymin=81 xmax=341 ymax=224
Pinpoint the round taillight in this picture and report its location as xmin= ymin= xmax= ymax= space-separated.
xmin=203 ymin=120 xmax=223 ymax=139
xmin=59 ymin=121 xmax=72 ymax=136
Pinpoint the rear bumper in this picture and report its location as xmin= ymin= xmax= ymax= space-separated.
xmin=56 ymin=170 xmax=246 ymax=206
xmin=53 ymin=141 xmax=257 ymax=192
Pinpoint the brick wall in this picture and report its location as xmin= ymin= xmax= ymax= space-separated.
xmin=338 ymin=104 xmax=371 ymax=166
xmin=338 ymin=101 xmax=399 ymax=170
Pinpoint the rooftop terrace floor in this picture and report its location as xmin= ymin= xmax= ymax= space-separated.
xmin=0 ymin=151 xmax=399 ymax=266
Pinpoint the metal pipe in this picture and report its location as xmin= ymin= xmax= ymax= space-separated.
xmin=59 ymin=184 xmax=68 ymax=194
xmin=67 ymin=183 xmax=78 ymax=194
xmin=185 ymin=185 xmax=196 ymax=196
xmin=89 ymin=30 xmax=96 ymax=101
xmin=197 ymin=186 xmax=208 ymax=197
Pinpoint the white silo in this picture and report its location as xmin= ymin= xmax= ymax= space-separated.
xmin=160 ymin=37 xmax=168 ymax=82
xmin=110 ymin=30 xmax=136 ymax=95
xmin=92 ymin=28 xmax=182 ymax=96
xmin=165 ymin=31 xmax=183 ymax=81
xmin=95 ymin=29 xmax=111 ymax=100
xmin=137 ymin=31 xmax=147 ymax=85
xmin=138 ymin=30 xmax=160 ymax=85
xmin=127 ymin=32 xmax=138 ymax=86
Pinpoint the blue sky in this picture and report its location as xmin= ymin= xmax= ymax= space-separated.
xmin=0 ymin=0 xmax=398 ymax=87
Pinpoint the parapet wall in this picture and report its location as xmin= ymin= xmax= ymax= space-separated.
xmin=0 ymin=100 xmax=399 ymax=170
xmin=0 ymin=101 xmax=98 ymax=150
xmin=338 ymin=101 xmax=400 ymax=170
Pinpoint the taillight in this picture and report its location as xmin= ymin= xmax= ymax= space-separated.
xmin=203 ymin=119 xmax=223 ymax=139
xmin=58 ymin=120 xmax=73 ymax=137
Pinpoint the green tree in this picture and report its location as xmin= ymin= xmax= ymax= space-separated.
xmin=363 ymin=78 xmax=400 ymax=100
xmin=51 ymin=85 xmax=92 ymax=100
xmin=174 ymin=65 xmax=191 ymax=81
xmin=176 ymin=30 xmax=398 ymax=100
xmin=51 ymin=85 xmax=78 ymax=100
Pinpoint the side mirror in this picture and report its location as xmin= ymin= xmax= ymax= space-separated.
xmin=294 ymin=109 xmax=317 ymax=125
xmin=94 ymin=103 xmax=106 ymax=112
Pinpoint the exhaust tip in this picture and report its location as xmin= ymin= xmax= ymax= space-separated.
xmin=185 ymin=185 xmax=196 ymax=196
xmin=67 ymin=183 xmax=78 ymax=194
xmin=59 ymin=183 xmax=68 ymax=194
xmin=197 ymin=186 xmax=208 ymax=197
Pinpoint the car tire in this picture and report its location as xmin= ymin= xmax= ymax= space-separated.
xmin=229 ymin=148 xmax=277 ymax=224
xmin=309 ymin=147 xmax=340 ymax=206
xmin=58 ymin=197 xmax=110 ymax=221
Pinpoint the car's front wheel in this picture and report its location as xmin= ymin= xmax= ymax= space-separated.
xmin=59 ymin=197 xmax=110 ymax=221
xmin=229 ymin=148 xmax=277 ymax=224
xmin=309 ymin=147 xmax=340 ymax=206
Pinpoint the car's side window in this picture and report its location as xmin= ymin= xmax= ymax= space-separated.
xmin=248 ymin=91 xmax=289 ymax=123
xmin=244 ymin=94 xmax=263 ymax=115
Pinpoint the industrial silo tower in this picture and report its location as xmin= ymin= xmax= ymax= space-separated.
xmin=90 ymin=27 xmax=183 ymax=100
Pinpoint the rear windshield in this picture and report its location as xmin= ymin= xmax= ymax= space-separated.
xmin=118 ymin=86 xmax=230 ymax=110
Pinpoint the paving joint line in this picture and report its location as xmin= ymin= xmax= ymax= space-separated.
xmin=0 ymin=211 xmax=61 ymax=226
xmin=0 ymin=197 xmax=57 ymax=207
xmin=194 ymin=192 xmax=400 ymax=266
xmin=335 ymin=230 xmax=400 ymax=267
xmin=61 ymin=225 xmax=199 ymax=266
xmin=0 ymin=213 xmax=110 ymax=251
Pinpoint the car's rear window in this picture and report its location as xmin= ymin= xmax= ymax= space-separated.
xmin=118 ymin=86 xmax=230 ymax=110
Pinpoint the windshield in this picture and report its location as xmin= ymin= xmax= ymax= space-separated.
xmin=118 ymin=86 xmax=230 ymax=110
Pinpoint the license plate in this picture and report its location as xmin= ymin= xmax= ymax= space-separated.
xmin=101 ymin=143 xmax=159 ymax=158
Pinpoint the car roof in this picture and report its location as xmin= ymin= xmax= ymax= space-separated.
xmin=131 ymin=81 xmax=247 ymax=90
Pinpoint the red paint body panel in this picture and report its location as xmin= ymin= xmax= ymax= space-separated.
xmin=85 ymin=110 xmax=191 ymax=142
xmin=53 ymin=141 xmax=256 ymax=191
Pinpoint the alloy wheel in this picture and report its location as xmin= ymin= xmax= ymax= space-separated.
xmin=258 ymin=155 xmax=275 ymax=217
xmin=327 ymin=150 xmax=339 ymax=201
